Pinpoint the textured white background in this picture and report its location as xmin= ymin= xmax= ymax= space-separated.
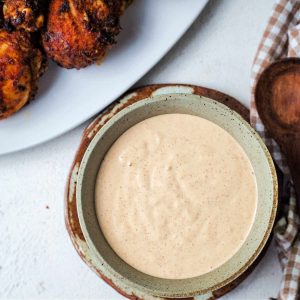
xmin=0 ymin=0 xmax=282 ymax=299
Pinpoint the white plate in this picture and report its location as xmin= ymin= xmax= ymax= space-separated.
xmin=0 ymin=0 xmax=209 ymax=155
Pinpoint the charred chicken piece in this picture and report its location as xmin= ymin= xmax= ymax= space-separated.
xmin=0 ymin=29 xmax=45 ymax=119
xmin=3 ymin=0 xmax=47 ymax=32
xmin=42 ymin=0 xmax=131 ymax=69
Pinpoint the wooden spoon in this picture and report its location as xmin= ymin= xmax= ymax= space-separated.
xmin=255 ymin=58 xmax=300 ymax=206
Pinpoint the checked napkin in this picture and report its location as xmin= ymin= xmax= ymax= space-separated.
xmin=250 ymin=0 xmax=300 ymax=299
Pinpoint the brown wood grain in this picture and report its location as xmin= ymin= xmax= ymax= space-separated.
xmin=255 ymin=58 xmax=300 ymax=208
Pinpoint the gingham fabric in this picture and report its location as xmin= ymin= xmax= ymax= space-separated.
xmin=250 ymin=1 xmax=300 ymax=299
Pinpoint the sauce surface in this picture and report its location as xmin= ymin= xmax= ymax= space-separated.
xmin=95 ymin=114 xmax=257 ymax=279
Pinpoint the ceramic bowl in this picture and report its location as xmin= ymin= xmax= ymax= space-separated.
xmin=75 ymin=91 xmax=277 ymax=298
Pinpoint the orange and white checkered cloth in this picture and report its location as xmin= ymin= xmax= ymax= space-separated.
xmin=250 ymin=1 xmax=300 ymax=299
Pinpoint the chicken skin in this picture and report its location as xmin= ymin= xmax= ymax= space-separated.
xmin=42 ymin=0 xmax=131 ymax=69
xmin=0 ymin=29 xmax=45 ymax=119
xmin=3 ymin=0 xmax=47 ymax=32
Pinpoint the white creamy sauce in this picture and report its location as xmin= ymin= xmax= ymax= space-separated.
xmin=95 ymin=114 xmax=257 ymax=279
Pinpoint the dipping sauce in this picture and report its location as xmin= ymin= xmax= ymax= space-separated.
xmin=95 ymin=114 xmax=257 ymax=279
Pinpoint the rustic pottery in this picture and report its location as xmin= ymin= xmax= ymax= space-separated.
xmin=66 ymin=84 xmax=277 ymax=299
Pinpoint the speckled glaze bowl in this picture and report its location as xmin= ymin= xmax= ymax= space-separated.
xmin=72 ymin=85 xmax=278 ymax=299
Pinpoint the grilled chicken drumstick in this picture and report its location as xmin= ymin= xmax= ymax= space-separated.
xmin=0 ymin=28 xmax=45 ymax=119
xmin=42 ymin=0 xmax=131 ymax=69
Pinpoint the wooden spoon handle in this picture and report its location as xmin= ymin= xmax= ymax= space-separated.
xmin=283 ymin=136 xmax=300 ymax=205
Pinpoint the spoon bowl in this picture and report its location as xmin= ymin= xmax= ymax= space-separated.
xmin=255 ymin=58 xmax=300 ymax=203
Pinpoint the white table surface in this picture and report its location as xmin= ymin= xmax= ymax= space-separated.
xmin=0 ymin=0 xmax=282 ymax=299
